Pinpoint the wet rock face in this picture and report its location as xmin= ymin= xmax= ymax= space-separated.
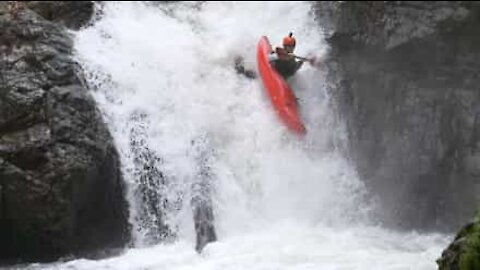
xmin=29 ymin=1 xmax=93 ymax=30
xmin=5 ymin=1 xmax=95 ymax=30
xmin=128 ymin=112 xmax=217 ymax=253
xmin=0 ymin=3 xmax=130 ymax=264
xmin=316 ymin=1 xmax=480 ymax=232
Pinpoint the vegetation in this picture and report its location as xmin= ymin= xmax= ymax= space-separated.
xmin=459 ymin=211 xmax=480 ymax=270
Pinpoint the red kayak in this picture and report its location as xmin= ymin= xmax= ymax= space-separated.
xmin=256 ymin=36 xmax=306 ymax=135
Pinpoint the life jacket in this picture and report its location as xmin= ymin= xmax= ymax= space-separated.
xmin=274 ymin=47 xmax=290 ymax=61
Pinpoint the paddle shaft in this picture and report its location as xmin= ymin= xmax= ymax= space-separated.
xmin=293 ymin=55 xmax=315 ymax=63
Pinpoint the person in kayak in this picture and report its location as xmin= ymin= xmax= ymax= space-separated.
xmin=268 ymin=32 xmax=308 ymax=79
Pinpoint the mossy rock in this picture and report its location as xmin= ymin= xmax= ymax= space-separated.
xmin=438 ymin=211 xmax=480 ymax=270
xmin=458 ymin=215 xmax=480 ymax=270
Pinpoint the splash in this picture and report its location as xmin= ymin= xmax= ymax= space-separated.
xmin=62 ymin=2 xmax=451 ymax=269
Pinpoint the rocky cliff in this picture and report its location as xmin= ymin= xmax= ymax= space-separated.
xmin=314 ymin=1 xmax=480 ymax=269
xmin=0 ymin=1 xmax=130 ymax=263
xmin=316 ymin=0 xmax=480 ymax=231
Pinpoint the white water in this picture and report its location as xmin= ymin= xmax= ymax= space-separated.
xmin=24 ymin=1 xmax=451 ymax=269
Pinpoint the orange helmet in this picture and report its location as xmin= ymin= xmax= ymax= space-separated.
xmin=282 ymin=32 xmax=296 ymax=47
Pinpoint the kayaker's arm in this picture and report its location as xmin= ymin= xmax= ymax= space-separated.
xmin=292 ymin=54 xmax=314 ymax=63
xmin=268 ymin=52 xmax=279 ymax=62
xmin=290 ymin=54 xmax=320 ymax=67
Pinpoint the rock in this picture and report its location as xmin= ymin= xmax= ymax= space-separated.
xmin=437 ymin=214 xmax=480 ymax=270
xmin=0 ymin=6 xmax=130 ymax=264
xmin=0 ymin=1 xmax=94 ymax=30
xmin=190 ymin=135 xmax=217 ymax=253
xmin=128 ymin=112 xmax=177 ymax=245
xmin=127 ymin=113 xmax=217 ymax=253
xmin=315 ymin=1 xmax=480 ymax=231
xmin=26 ymin=1 xmax=94 ymax=30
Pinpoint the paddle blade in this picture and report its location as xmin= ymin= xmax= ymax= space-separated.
xmin=307 ymin=56 xmax=321 ymax=68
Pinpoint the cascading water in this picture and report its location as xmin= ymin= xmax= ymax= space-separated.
xmin=25 ymin=2 xmax=451 ymax=269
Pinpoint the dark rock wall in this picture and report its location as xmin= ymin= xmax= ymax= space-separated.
xmin=0 ymin=2 xmax=130 ymax=263
xmin=316 ymin=1 xmax=480 ymax=232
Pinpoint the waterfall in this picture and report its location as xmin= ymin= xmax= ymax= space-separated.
xmin=25 ymin=2 xmax=451 ymax=269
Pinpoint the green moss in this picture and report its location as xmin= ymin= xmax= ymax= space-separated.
xmin=459 ymin=211 xmax=480 ymax=270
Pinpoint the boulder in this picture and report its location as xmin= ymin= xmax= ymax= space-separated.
xmin=0 ymin=5 xmax=130 ymax=263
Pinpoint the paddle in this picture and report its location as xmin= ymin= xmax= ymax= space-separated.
xmin=293 ymin=55 xmax=321 ymax=68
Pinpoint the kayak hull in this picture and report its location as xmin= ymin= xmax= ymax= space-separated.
xmin=256 ymin=36 xmax=306 ymax=135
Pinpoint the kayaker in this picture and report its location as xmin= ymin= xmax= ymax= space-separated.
xmin=268 ymin=32 xmax=307 ymax=79
xmin=283 ymin=32 xmax=297 ymax=54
